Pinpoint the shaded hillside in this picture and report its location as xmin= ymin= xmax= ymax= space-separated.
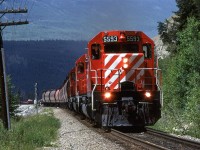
xmin=2 ymin=0 xmax=177 ymax=40
xmin=4 ymin=40 xmax=87 ymax=99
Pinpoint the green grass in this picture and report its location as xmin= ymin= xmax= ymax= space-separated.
xmin=151 ymin=111 xmax=200 ymax=139
xmin=0 ymin=108 xmax=60 ymax=150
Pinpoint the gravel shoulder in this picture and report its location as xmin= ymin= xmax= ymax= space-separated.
xmin=43 ymin=108 xmax=126 ymax=150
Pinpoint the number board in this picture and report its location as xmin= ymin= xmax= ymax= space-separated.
xmin=126 ymin=36 xmax=140 ymax=42
xmin=103 ymin=36 xmax=118 ymax=42
xmin=103 ymin=35 xmax=140 ymax=42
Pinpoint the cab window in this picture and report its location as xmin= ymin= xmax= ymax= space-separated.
xmin=143 ymin=44 xmax=152 ymax=58
xmin=91 ymin=44 xmax=100 ymax=60
xmin=104 ymin=43 xmax=138 ymax=53
xmin=77 ymin=62 xmax=84 ymax=73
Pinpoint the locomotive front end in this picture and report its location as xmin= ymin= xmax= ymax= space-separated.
xmin=89 ymin=31 xmax=162 ymax=128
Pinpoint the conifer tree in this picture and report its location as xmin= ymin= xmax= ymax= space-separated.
xmin=0 ymin=76 xmax=20 ymax=117
xmin=158 ymin=0 xmax=200 ymax=55
xmin=175 ymin=0 xmax=200 ymax=30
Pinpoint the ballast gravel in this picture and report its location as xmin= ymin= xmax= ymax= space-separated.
xmin=43 ymin=108 xmax=125 ymax=150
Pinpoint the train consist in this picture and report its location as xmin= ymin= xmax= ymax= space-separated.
xmin=42 ymin=30 xmax=162 ymax=128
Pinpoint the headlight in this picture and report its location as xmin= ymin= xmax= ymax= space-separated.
xmin=123 ymin=58 xmax=128 ymax=63
xmin=123 ymin=64 xmax=128 ymax=69
xmin=104 ymin=92 xmax=111 ymax=99
xmin=145 ymin=92 xmax=151 ymax=98
xmin=122 ymin=57 xmax=129 ymax=69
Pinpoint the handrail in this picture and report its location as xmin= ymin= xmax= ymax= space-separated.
xmin=91 ymin=69 xmax=98 ymax=111
xmin=91 ymin=68 xmax=162 ymax=88
xmin=90 ymin=67 xmax=163 ymax=108
xmin=65 ymin=80 xmax=69 ymax=102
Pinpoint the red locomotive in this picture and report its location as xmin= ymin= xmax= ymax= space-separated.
xmin=42 ymin=30 xmax=162 ymax=128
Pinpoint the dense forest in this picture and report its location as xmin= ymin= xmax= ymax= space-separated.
xmin=155 ymin=0 xmax=200 ymax=138
xmin=3 ymin=40 xmax=87 ymax=99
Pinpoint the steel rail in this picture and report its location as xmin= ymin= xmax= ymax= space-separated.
xmin=146 ymin=127 xmax=200 ymax=149
xmin=111 ymin=129 xmax=169 ymax=150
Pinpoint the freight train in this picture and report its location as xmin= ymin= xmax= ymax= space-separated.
xmin=42 ymin=30 xmax=162 ymax=129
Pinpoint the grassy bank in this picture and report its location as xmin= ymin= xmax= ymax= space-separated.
xmin=0 ymin=108 xmax=60 ymax=150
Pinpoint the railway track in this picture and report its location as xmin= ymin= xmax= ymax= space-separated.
xmin=111 ymin=128 xmax=168 ymax=150
xmin=145 ymin=127 xmax=200 ymax=150
xmin=111 ymin=127 xmax=200 ymax=150
xmin=64 ymin=108 xmax=200 ymax=149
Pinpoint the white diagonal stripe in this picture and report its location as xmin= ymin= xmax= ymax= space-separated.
xmin=105 ymin=54 xmax=126 ymax=78
xmin=119 ymin=55 xmax=143 ymax=83
xmin=105 ymin=54 xmax=115 ymax=65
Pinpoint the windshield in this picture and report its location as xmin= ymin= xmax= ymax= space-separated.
xmin=104 ymin=43 xmax=138 ymax=53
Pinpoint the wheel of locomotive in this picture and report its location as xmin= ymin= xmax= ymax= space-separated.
xmin=80 ymin=114 xmax=86 ymax=120
xmin=102 ymin=126 xmax=111 ymax=132
xmin=91 ymin=120 xmax=100 ymax=128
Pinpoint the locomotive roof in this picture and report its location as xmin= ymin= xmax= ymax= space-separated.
xmin=89 ymin=30 xmax=153 ymax=44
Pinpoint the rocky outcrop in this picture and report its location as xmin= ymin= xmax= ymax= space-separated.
xmin=153 ymin=35 xmax=169 ymax=59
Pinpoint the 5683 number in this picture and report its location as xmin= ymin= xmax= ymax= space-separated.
xmin=103 ymin=36 xmax=118 ymax=42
